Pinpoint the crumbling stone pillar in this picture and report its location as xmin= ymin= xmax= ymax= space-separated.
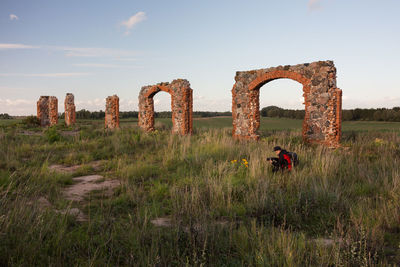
xmin=105 ymin=95 xmax=119 ymax=129
xmin=231 ymin=60 xmax=342 ymax=147
xmin=64 ymin=93 xmax=76 ymax=126
xmin=138 ymin=79 xmax=193 ymax=135
xmin=37 ymin=96 xmax=58 ymax=127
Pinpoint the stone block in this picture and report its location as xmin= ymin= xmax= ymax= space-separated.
xmin=37 ymin=96 xmax=58 ymax=127
xmin=105 ymin=95 xmax=119 ymax=129
xmin=64 ymin=93 xmax=76 ymax=126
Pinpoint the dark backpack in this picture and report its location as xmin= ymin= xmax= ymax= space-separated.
xmin=288 ymin=152 xmax=299 ymax=167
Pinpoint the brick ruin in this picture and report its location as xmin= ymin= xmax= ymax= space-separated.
xmin=138 ymin=79 xmax=193 ymax=135
xmin=34 ymin=61 xmax=343 ymax=147
xmin=64 ymin=93 xmax=76 ymax=126
xmin=105 ymin=95 xmax=119 ymax=129
xmin=37 ymin=96 xmax=58 ymax=127
xmin=232 ymin=60 xmax=342 ymax=147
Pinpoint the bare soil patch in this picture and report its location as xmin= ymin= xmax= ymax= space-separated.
xmin=151 ymin=217 xmax=173 ymax=227
xmin=58 ymin=208 xmax=88 ymax=222
xmin=63 ymin=175 xmax=120 ymax=202
xmin=49 ymin=160 xmax=105 ymax=174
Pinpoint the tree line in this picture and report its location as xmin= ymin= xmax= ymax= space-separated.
xmin=3 ymin=107 xmax=400 ymax=122
xmin=261 ymin=106 xmax=400 ymax=122
xmin=58 ymin=110 xmax=232 ymax=120
xmin=0 ymin=113 xmax=12 ymax=119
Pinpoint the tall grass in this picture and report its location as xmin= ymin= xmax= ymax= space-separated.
xmin=0 ymin=120 xmax=399 ymax=265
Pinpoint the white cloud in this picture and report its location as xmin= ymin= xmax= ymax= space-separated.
xmin=9 ymin=14 xmax=19 ymax=21
xmin=0 ymin=98 xmax=32 ymax=106
xmin=0 ymin=72 xmax=91 ymax=77
xmin=73 ymin=63 xmax=121 ymax=68
xmin=308 ymin=0 xmax=322 ymax=11
xmin=50 ymin=46 xmax=138 ymax=58
xmin=0 ymin=43 xmax=38 ymax=49
xmin=114 ymin=57 xmax=137 ymax=61
xmin=119 ymin=98 xmax=138 ymax=111
xmin=0 ymin=43 xmax=139 ymax=59
xmin=120 ymin=12 xmax=146 ymax=35
xmin=0 ymin=98 xmax=35 ymax=115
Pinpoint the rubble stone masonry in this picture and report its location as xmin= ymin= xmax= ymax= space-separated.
xmin=138 ymin=79 xmax=193 ymax=135
xmin=64 ymin=93 xmax=76 ymax=126
xmin=37 ymin=96 xmax=58 ymax=127
xmin=105 ymin=95 xmax=119 ymax=129
xmin=231 ymin=61 xmax=342 ymax=147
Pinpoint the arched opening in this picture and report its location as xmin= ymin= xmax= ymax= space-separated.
xmin=258 ymin=78 xmax=305 ymax=137
xmin=152 ymin=90 xmax=173 ymax=131
xmin=232 ymin=61 xmax=342 ymax=147
xmin=138 ymin=79 xmax=193 ymax=135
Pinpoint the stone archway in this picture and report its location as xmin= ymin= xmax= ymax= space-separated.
xmin=231 ymin=61 xmax=342 ymax=147
xmin=138 ymin=79 xmax=193 ymax=135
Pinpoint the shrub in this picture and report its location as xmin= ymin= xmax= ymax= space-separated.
xmin=45 ymin=127 xmax=62 ymax=143
xmin=22 ymin=116 xmax=40 ymax=127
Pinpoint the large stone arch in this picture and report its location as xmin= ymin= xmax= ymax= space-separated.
xmin=232 ymin=60 xmax=342 ymax=147
xmin=138 ymin=79 xmax=193 ymax=135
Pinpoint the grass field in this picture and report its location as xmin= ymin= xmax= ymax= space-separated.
xmin=0 ymin=117 xmax=400 ymax=266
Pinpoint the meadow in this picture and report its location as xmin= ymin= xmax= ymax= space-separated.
xmin=0 ymin=117 xmax=400 ymax=266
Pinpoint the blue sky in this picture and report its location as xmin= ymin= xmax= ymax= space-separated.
xmin=0 ymin=0 xmax=399 ymax=115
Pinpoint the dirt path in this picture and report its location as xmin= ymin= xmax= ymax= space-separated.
xmin=49 ymin=160 xmax=104 ymax=173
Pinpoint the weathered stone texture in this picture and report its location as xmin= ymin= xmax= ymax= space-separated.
xmin=37 ymin=96 xmax=58 ymax=127
xmin=64 ymin=93 xmax=76 ymax=126
xmin=138 ymin=79 xmax=193 ymax=135
xmin=232 ymin=60 xmax=342 ymax=147
xmin=105 ymin=95 xmax=119 ymax=129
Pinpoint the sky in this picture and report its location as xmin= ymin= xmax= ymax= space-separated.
xmin=0 ymin=0 xmax=399 ymax=115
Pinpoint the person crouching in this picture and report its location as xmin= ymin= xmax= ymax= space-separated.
xmin=267 ymin=146 xmax=292 ymax=172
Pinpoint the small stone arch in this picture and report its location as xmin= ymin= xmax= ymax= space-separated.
xmin=138 ymin=79 xmax=193 ymax=135
xmin=231 ymin=60 xmax=342 ymax=147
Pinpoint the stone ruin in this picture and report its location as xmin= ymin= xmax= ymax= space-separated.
xmin=37 ymin=96 xmax=58 ymax=127
xmin=64 ymin=93 xmax=76 ymax=126
xmin=138 ymin=79 xmax=193 ymax=135
xmin=34 ymin=60 xmax=343 ymax=147
xmin=232 ymin=60 xmax=342 ymax=147
xmin=105 ymin=95 xmax=119 ymax=129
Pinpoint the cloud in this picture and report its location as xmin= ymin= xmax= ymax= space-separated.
xmin=9 ymin=14 xmax=19 ymax=21
xmin=0 ymin=98 xmax=33 ymax=106
xmin=114 ymin=57 xmax=137 ymax=61
xmin=119 ymin=98 xmax=138 ymax=111
xmin=0 ymin=98 xmax=35 ymax=115
xmin=0 ymin=72 xmax=91 ymax=77
xmin=73 ymin=63 xmax=121 ymax=68
xmin=0 ymin=43 xmax=139 ymax=59
xmin=120 ymin=12 xmax=146 ymax=35
xmin=50 ymin=46 xmax=138 ymax=58
xmin=74 ymin=98 xmax=138 ymax=112
xmin=0 ymin=43 xmax=38 ymax=49
xmin=308 ymin=0 xmax=322 ymax=11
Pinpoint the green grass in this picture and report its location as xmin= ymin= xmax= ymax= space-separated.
xmin=0 ymin=117 xmax=400 ymax=265
xmin=0 ymin=119 xmax=22 ymax=126
xmin=155 ymin=116 xmax=400 ymax=132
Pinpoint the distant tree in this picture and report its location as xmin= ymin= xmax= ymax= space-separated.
xmin=0 ymin=113 xmax=12 ymax=119
xmin=261 ymin=106 xmax=283 ymax=117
